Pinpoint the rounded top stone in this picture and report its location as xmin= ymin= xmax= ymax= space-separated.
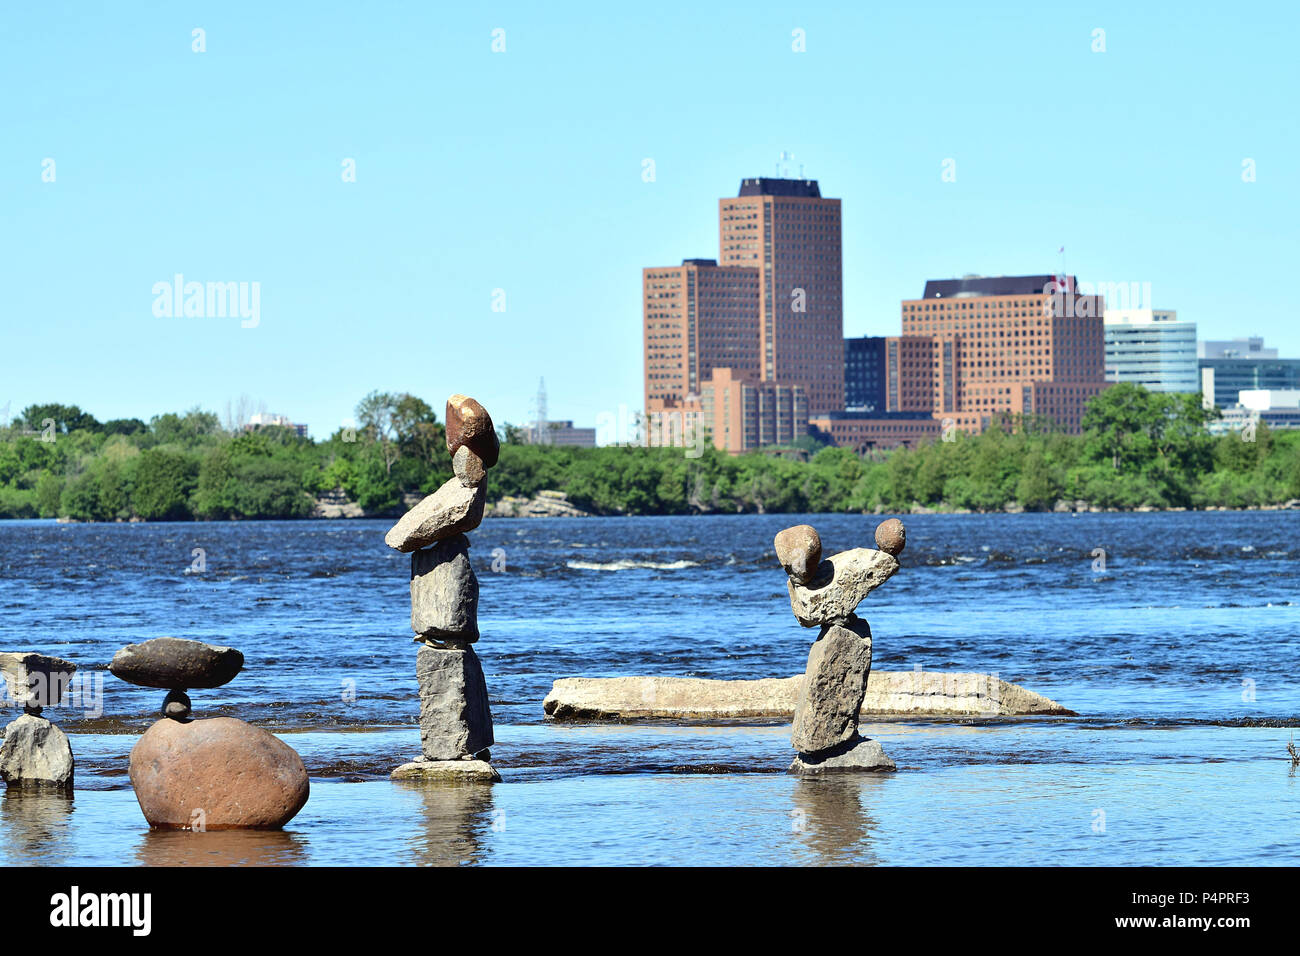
xmin=109 ymin=638 xmax=244 ymax=690
xmin=445 ymin=394 xmax=500 ymax=468
xmin=774 ymin=524 xmax=822 ymax=585
xmin=874 ymin=518 xmax=906 ymax=556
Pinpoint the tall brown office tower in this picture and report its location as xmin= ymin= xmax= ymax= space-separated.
xmin=718 ymin=178 xmax=843 ymax=415
xmin=642 ymin=259 xmax=761 ymax=412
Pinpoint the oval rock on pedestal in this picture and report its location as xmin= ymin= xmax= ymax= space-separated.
xmin=128 ymin=716 xmax=310 ymax=829
xmin=109 ymin=638 xmax=243 ymax=689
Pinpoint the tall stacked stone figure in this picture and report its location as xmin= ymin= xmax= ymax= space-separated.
xmin=775 ymin=518 xmax=907 ymax=774
xmin=112 ymin=637 xmax=310 ymax=828
xmin=388 ymin=394 xmax=501 ymax=783
xmin=0 ymin=652 xmax=78 ymax=790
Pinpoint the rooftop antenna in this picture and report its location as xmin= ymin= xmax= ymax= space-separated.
xmin=535 ymin=377 xmax=549 ymax=445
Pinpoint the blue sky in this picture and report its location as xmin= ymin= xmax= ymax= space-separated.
xmin=3 ymin=1 xmax=1296 ymax=439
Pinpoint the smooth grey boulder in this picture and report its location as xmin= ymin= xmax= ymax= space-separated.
xmin=0 ymin=714 xmax=74 ymax=789
xmin=791 ymin=616 xmax=872 ymax=754
xmin=789 ymin=735 xmax=896 ymax=774
xmin=0 ymin=652 xmax=76 ymax=710
xmin=109 ymin=638 xmax=243 ymax=690
xmin=787 ymin=548 xmax=899 ymax=627
xmin=411 ymin=535 xmax=479 ymax=641
xmin=385 ymin=477 xmax=487 ymax=553
xmin=417 ymin=644 xmax=493 ymax=761
xmin=774 ymin=524 xmax=822 ymax=584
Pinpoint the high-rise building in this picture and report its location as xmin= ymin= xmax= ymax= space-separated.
xmin=718 ymin=178 xmax=843 ymax=414
xmin=844 ymin=335 xmax=887 ymax=413
xmin=1103 ymin=308 xmax=1198 ymax=393
xmin=643 ymin=177 xmax=841 ymax=452
xmin=643 ymin=259 xmax=761 ymax=411
xmin=896 ymin=274 xmax=1108 ymax=434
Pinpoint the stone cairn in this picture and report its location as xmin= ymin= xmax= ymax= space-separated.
xmin=0 ymin=652 xmax=78 ymax=790
xmin=110 ymin=637 xmax=310 ymax=829
xmin=388 ymin=393 xmax=501 ymax=783
xmin=774 ymin=518 xmax=907 ymax=774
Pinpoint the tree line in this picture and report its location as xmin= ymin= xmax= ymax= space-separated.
xmin=0 ymin=384 xmax=1296 ymax=521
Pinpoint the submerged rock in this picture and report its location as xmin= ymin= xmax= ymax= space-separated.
xmin=543 ymin=671 xmax=1073 ymax=719
xmin=410 ymin=535 xmax=479 ymax=641
xmin=128 ymin=716 xmax=309 ymax=829
xmin=790 ymin=616 xmax=872 ymax=754
xmin=391 ymin=759 xmax=501 ymax=783
xmin=109 ymin=638 xmax=243 ymax=690
xmin=774 ymin=525 xmax=822 ymax=584
xmin=789 ymin=735 xmax=896 ymax=774
xmin=786 ymin=548 xmax=900 ymax=627
xmin=384 ymin=477 xmax=487 ymax=552
xmin=0 ymin=713 xmax=74 ymax=789
xmin=417 ymin=644 xmax=494 ymax=761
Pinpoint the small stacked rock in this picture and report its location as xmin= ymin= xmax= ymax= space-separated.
xmin=774 ymin=518 xmax=907 ymax=774
xmin=110 ymin=637 xmax=310 ymax=829
xmin=0 ymin=652 xmax=78 ymax=790
xmin=388 ymin=394 xmax=501 ymax=783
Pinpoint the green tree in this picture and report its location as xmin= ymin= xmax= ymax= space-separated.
xmin=132 ymin=449 xmax=197 ymax=519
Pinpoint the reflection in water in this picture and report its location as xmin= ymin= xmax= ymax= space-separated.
xmin=136 ymin=827 xmax=309 ymax=866
xmin=1 ymin=788 xmax=75 ymax=865
xmin=792 ymin=776 xmax=887 ymax=865
xmin=399 ymin=780 xmax=497 ymax=866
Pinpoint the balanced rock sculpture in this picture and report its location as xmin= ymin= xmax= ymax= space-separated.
xmin=775 ymin=518 xmax=906 ymax=774
xmin=0 ymin=652 xmax=77 ymax=790
xmin=112 ymin=637 xmax=310 ymax=829
xmin=389 ymin=394 xmax=500 ymax=783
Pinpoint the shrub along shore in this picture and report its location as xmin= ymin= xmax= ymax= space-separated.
xmin=2 ymin=384 xmax=1297 ymax=522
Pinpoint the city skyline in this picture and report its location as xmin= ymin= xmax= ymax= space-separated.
xmin=4 ymin=1 xmax=1297 ymax=440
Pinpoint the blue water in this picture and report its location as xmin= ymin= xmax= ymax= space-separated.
xmin=1 ymin=512 xmax=1297 ymax=865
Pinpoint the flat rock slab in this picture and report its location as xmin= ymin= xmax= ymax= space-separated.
xmin=0 ymin=714 xmax=74 ymax=789
xmin=418 ymin=644 xmax=494 ymax=761
xmin=109 ymin=638 xmax=243 ymax=690
xmin=410 ymin=535 xmax=479 ymax=641
xmin=128 ymin=716 xmax=309 ymax=829
xmin=791 ymin=617 xmax=872 ymax=753
xmin=0 ymin=652 xmax=77 ymax=709
xmin=787 ymin=548 xmax=900 ymax=627
xmin=391 ymin=759 xmax=501 ymax=783
xmin=790 ymin=736 xmax=896 ymax=774
xmin=385 ymin=477 xmax=487 ymax=552
xmin=544 ymin=671 xmax=1073 ymax=720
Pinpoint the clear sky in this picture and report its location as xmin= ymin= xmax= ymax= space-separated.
xmin=3 ymin=1 xmax=1296 ymax=439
